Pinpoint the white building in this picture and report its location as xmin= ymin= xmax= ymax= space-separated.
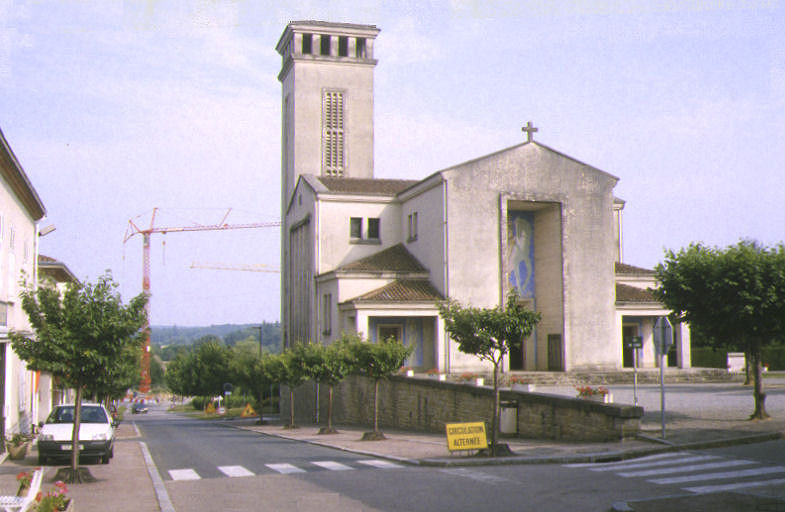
xmin=277 ymin=21 xmax=689 ymax=374
xmin=0 ymin=127 xmax=47 ymax=436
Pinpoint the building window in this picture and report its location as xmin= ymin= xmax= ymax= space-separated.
xmin=322 ymin=293 xmax=332 ymax=335
xmin=356 ymin=38 xmax=366 ymax=58
xmin=378 ymin=324 xmax=401 ymax=342
xmin=350 ymin=217 xmax=362 ymax=239
xmin=367 ymin=218 xmax=380 ymax=240
xmin=0 ymin=302 xmax=7 ymax=326
xmin=9 ymin=226 xmax=14 ymax=250
xmin=338 ymin=36 xmax=348 ymax=57
xmin=322 ymin=91 xmax=344 ymax=176
xmin=320 ymin=34 xmax=330 ymax=55
xmin=302 ymin=33 xmax=312 ymax=54
xmin=407 ymin=212 xmax=418 ymax=242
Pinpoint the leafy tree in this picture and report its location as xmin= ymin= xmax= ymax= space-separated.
xmin=438 ymin=290 xmax=541 ymax=455
xmin=10 ymin=273 xmax=147 ymax=481
xmin=654 ymin=240 xmax=785 ymax=420
xmin=230 ymin=343 xmax=270 ymax=423
xmin=298 ymin=337 xmax=354 ymax=434
xmin=346 ymin=336 xmax=413 ymax=440
xmin=264 ymin=349 xmax=308 ymax=428
xmin=189 ymin=339 xmax=232 ymax=401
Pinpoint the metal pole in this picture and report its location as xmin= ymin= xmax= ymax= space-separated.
xmin=660 ymin=352 xmax=666 ymax=439
xmin=633 ymin=347 xmax=639 ymax=406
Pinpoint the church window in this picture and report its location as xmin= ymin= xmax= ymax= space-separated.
xmin=302 ymin=33 xmax=312 ymax=54
xmin=367 ymin=218 xmax=380 ymax=240
xmin=356 ymin=38 xmax=366 ymax=58
xmin=320 ymin=34 xmax=330 ymax=56
xmin=407 ymin=212 xmax=418 ymax=242
xmin=322 ymin=293 xmax=332 ymax=335
xmin=350 ymin=217 xmax=362 ymax=239
xmin=338 ymin=36 xmax=348 ymax=57
xmin=322 ymin=91 xmax=345 ymax=176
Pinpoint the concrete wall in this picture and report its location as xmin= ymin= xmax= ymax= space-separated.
xmin=282 ymin=375 xmax=642 ymax=442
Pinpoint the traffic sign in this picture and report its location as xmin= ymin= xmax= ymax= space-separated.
xmin=625 ymin=336 xmax=643 ymax=349
xmin=653 ymin=317 xmax=673 ymax=355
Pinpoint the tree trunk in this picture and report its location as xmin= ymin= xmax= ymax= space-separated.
xmin=257 ymin=386 xmax=265 ymax=424
xmin=327 ymin=385 xmax=334 ymax=431
xmin=750 ymin=346 xmax=769 ymax=420
xmin=71 ymin=389 xmax=82 ymax=474
xmin=744 ymin=348 xmax=751 ymax=385
xmin=289 ymin=388 xmax=296 ymax=427
xmin=373 ymin=379 xmax=379 ymax=433
xmin=490 ymin=362 xmax=499 ymax=456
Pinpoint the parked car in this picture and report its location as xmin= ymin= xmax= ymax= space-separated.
xmin=37 ymin=403 xmax=116 ymax=465
xmin=131 ymin=401 xmax=148 ymax=414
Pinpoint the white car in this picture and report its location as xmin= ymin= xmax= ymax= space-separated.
xmin=37 ymin=403 xmax=116 ymax=465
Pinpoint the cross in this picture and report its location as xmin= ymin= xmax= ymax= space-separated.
xmin=521 ymin=121 xmax=538 ymax=143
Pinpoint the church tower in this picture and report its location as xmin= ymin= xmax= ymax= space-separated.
xmin=276 ymin=21 xmax=380 ymax=208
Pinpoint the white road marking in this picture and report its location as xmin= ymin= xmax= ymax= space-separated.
xmin=686 ymin=476 xmax=785 ymax=494
xmin=587 ymin=455 xmax=719 ymax=472
xmin=218 ymin=465 xmax=255 ymax=478
xmin=440 ymin=468 xmax=512 ymax=485
xmin=168 ymin=468 xmax=201 ymax=481
xmin=652 ymin=465 xmax=785 ymax=485
xmin=564 ymin=452 xmax=686 ymax=468
xmin=356 ymin=459 xmax=403 ymax=469
xmin=311 ymin=460 xmax=354 ymax=471
xmin=619 ymin=459 xmax=755 ymax=478
xmin=266 ymin=463 xmax=306 ymax=474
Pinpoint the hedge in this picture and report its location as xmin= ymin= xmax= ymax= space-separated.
xmin=692 ymin=346 xmax=785 ymax=371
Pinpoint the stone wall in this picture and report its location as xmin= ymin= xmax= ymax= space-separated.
xmin=281 ymin=375 xmax=643 ymax=442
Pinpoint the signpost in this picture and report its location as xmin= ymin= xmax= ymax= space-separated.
xmin=625 ymin=336 xmax=643 ymax=405
xmin=653 ymin=317 xmax=673 ymax=439
xmin=445 ymin=422 xmax=487 ymax=452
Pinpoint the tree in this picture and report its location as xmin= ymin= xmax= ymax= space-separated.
xmin=438 ymin=290 xmax=541 ymax=455
xmin=10 ymin=272 xmax=147 ymax=482
xmin=654 ymin=240 xmax=785 ymax=420
xmin=346 ymin=336 xmax=413 ymax=440
xmin=230 ymin=343 xmax=270 ymax=424
xmin=264 ymin=349 xmax=308 ymax=428
xmin=298 ymin=337 xmax=354 ymax=434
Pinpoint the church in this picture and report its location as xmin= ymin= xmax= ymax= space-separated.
xmin=276 ymin=21 xmax=690 ymax=374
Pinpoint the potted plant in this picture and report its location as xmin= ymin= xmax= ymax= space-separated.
xmin=459 ymin=372 xmax=484 ymax=386
xmin=34 ymin=480 xmax=72 ymax=511
xmin=576 ymin=385 xmax=612 ymax=403
xmin=399 ymin=366 xmax=415 ymax=377
xmin=6 ymin=433 xmax=30 ymax=460
xmin=510 ymin=376 xmax=535 ymax=392
xmin=426 ymin=368 xmax=446 ymax=381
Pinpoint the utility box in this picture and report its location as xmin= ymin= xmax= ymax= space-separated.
xmin=499 ymin=400 xmax=518 ymax=434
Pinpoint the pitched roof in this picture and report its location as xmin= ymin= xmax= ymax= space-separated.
xmin=616 ymin=283 xmax=659 ymax=304
xmin=38 ymin=254 xmax=79 ymax=284
xmin=615 ymin=262 xmax=656 ymax=275
xmin=0 ymin=127 xmax=46 ymax=220
xmin=348 ymin=279 xmax=444 ymax=303
xmin=317 ymin=177 xmax=419 ymax=196
xmin=339 ymin=244 xmax=427 ymax=273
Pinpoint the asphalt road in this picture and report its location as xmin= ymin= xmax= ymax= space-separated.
xmin=129 ymin=402 xmax=785 ymax=511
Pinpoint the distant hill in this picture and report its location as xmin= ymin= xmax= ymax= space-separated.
xmin=151 ymin=322 xmax=281 ymax=352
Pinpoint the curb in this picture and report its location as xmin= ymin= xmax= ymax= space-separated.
xmin=230 ymin=423 xmax=785 ymax=467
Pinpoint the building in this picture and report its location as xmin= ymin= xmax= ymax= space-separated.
xmin=0 ymin=127 xmax=47 ymax=437
xmin=277 ymin=21 xmax=689 ymax=374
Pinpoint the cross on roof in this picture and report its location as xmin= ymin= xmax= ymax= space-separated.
xmin=522 ymin=121 xmax=538 ymax=143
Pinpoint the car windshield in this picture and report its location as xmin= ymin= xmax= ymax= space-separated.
xmin=47 ymin=406 xmax=108 ymax=424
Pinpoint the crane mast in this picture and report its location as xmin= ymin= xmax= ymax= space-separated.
xmin=124 ymin=208 xmax=280 ymax=393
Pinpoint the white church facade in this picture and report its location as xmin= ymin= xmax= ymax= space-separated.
xmin=277 ymin=21 xmax=690 ymax=374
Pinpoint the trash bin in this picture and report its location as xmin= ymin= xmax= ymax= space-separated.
xmin=499 ymin=400 xmax=518 ymax=434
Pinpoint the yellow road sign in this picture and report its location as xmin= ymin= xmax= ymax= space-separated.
xmin=241 ymin=403 xmax=257 ymax=417
xmin=445 ymin=422 xmax=487 ymax=451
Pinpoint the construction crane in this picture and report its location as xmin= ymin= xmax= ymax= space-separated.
xmin=190 ymin=262 xmax=280 ymax=273
xmin=123 ymin=208 xmax=280 ymax=393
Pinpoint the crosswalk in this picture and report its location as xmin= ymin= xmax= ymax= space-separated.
xmin=564 ymin=452 xmax=785 ymax=494
xmin=167 ymin=458 xmax=403 ymax=481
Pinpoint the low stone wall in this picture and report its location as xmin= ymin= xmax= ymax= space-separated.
xmin=281 ymin=375 xmax=643 ymax=442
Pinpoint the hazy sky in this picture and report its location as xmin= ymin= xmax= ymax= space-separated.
xmin=2 ymin=0 xmax=784 ymax=326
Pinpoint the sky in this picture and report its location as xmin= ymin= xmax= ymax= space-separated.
xmin=1 ymin=0 xmax=784 ymax=326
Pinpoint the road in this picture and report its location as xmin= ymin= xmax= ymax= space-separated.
xmin=130 ymin=402 xmax=785 ymax=511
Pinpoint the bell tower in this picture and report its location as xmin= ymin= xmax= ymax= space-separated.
xmin=276 ymin=21 xmax=380 ymax=208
